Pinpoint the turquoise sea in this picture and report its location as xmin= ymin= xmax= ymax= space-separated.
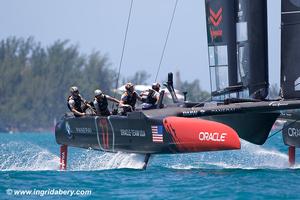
xmin=1 ymin=131 xmax=300 ymax=200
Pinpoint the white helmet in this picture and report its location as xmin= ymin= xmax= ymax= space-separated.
xmin=94 ymin=89 xmax=103 ymax=96
xmin=70 ymin=86 xmax=79 ymax=93
xmin=125 ymin=82 xmax=134 ymax=91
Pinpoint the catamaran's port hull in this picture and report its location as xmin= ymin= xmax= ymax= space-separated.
xmin=55 ymin=114 xmax=243 ymax=154
xmin=55 ymin=112 xmax=278 ymax=154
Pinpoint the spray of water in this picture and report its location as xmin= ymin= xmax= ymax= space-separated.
xmin=166 ymin=140 xmax=293 ymax=170
xmin=0 ymin=141 xmax=147 ymax=171
xmin=70 ymin=151 xmax=146 ymax=171
xmin=0 ymin=141 xmax=59 ymax=171
xmin=0 ymin=139 xmax=298 ymax=171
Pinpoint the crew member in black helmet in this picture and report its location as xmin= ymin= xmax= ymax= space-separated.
xmin=120 ymin=83 xmax=142 ymax=112
xmin=140 ymin=82 xmax=161 ymax=110
xmin=67 ymin=86 xmax=92 ymax=117
xmin=92 ymin=89 xmax=122 ymax=116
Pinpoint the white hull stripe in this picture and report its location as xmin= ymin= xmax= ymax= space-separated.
xmin=107 ymin=116 xmax=115 ymax=152
xmin=95 ymin=116 xmax=104 ymax=151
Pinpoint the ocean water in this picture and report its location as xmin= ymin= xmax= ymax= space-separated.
xmin=1 ymin=131 xmax=300 ymax=200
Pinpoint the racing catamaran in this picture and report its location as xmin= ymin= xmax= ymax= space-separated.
xmin=55 ymin=0 xmax=300 ymax=169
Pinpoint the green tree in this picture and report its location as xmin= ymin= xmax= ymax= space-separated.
xmin=0 ymin=37 xmax=117 ymax=131
xmin=124 ymin=70 xmax=150 ymax=85
xmin=175 ymin=71 xmax=210 ymax=102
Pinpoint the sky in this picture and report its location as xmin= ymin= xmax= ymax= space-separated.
xmin=0 ymin=0 xmax=281 ymax=91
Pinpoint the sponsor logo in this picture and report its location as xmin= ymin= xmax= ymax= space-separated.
xmin=120 ymin=129 xmax=146 ymax=137
xmin=199 ymin=132 xmax=227 ymax=142
xmin=65 ymin=122 xmax=73 ymax=139
xmin=210 ymin=8 xmax=223 ymax=27
xmin=288 ymin=128 xmax=300 ymax=137
xmin=209 ymin=7 xmax=223 ymax=38
xmin=65 ymin=122 xmax=92 ymax=137
xmin=269 ymin=102 xmax=288 ymax=107
xmin=210 ymin=29 xmax=222 ymax=38
xmin=75 ymin=127 xmax=92 ymax=134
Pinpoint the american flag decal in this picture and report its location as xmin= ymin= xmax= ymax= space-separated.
xmin=151 ymin=125 xmax=163 ymax=143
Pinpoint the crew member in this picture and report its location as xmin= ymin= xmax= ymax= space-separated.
xmin=120 ymin=83 xmax=142 ymax=112
xmin=140 ymin=82 xmax=161 ymax=110
xmin=92 ymin=89 xmax=122 ymax=116
xmin=67 ymin=86 xmax=92 ymax=117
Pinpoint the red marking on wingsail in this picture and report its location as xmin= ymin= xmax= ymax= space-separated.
xmin=210 ymin=8 xmax=222 ymax=20
xmin=210 ymin=15 xmax=222 ymax=27
xmin=209 ymin=8 xmax=223 ymax=27
xmin=210 ymin=29 xmax=223 ymax=38
xmin=163 ymin=117 xmax=240 ymax=153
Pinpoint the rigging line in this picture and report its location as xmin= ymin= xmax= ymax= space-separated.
xmin=267 ymin=119 xmax=299 ymax=139
xmin=154 ymin=0 xmax=179 ymax=82
xmin=192 ymin=96 xmax=213 ymax=108
xmin=112 ymin=0 xmax=134 ymax=108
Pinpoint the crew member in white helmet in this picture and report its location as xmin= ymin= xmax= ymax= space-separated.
xmin=67 ymin=86 xmax=93 ymax=117
xmin=92 ymin=89 xmax=122 ymax=116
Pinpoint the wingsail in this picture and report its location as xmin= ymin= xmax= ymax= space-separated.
xmin=205 ymin=0 xmax=238 ymax=97
xmin=205 ymin=0 xmax=269 ymax=100
xmin=236 ymin=0 xmax=269 ymax=99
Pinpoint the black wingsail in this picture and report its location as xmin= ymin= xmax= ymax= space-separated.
xmin=205 ymin=0 xmax=269 ymax=100
xmin=281 ymin=0 xmax=300 ymax=99
xmin=205 ymin=0 xmax=238 ymax=98
xmin=236 ymin=0 xmax=269 ymax=100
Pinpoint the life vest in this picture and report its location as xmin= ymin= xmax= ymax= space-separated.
xmin=93 ymin=95 xmax=110 ymax=116
xmin=123 ymin=92 xmax=137 ymax=110
xmin=145 ymin=89 xmax=158 ymax=105
xmin=67 ymin=95 xmax=83 ymax=113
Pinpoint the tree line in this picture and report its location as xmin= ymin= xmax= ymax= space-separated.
xmin=0 ymin=37 xmax=209 ymax=132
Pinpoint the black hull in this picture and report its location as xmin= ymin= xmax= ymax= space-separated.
xmin=56 ymin=115 xmax=166 ymax=154
xmin=280 ymin=112 xmax=300 ymax=147
xmin=56 ymin=114 xmax=241 ymax=154
xmin=202 ymin=112 xmax=279 ymax=145
xmin=55 ymin=100 xmax=300 ymax=153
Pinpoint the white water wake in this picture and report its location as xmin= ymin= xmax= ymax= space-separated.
xmin=1 ymin=140 xmax=299 ymax=171
xmin=167 ymin=140 xmax=299 ymax=170
xmin=0 ymin=141 xmax=147 ymax=171
xmin=70 ymin=151 xmax=147 ymax=171
xmin=0 ymin=141 xmax=59 ymax=171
